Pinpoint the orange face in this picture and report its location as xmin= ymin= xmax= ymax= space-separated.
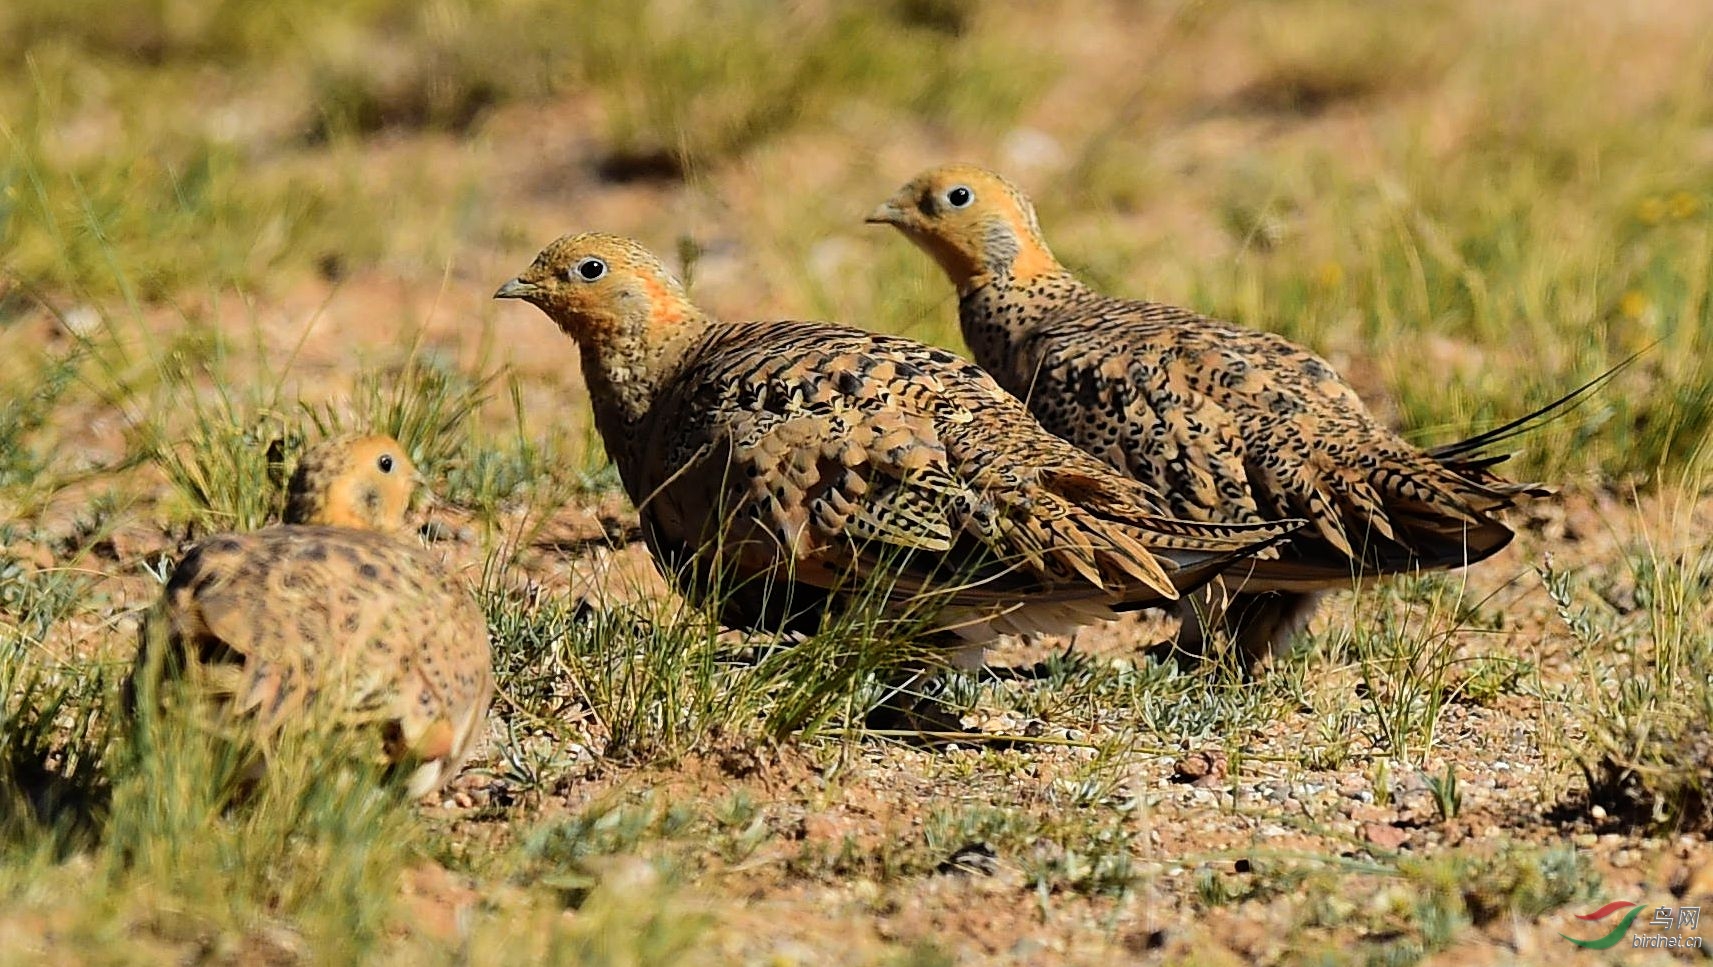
xmin=493 ymin=232 xmax=696 ymax=350
xmin=867 ymin=164 xmax=1060 ymax=291
xmin=286 ymin=435 xmax=416 ymax=531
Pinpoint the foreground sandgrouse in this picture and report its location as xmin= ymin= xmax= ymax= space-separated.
xmin=494 ymin=233 xmax=1302 ymax=667
xmin=870 ymin=164 xmax=1550 ymax=662
xmin=129 ymin=435 xmax=493 ymax=797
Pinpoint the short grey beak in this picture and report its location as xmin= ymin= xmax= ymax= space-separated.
xmin=494 ymin=277 xmax=538 ymax=300
xmin=865 ymin=200 xmax=908 ymax=226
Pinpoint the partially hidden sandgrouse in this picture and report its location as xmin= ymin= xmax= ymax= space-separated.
xmin=129 ymin=435 xmax=493 ymax=797
xmin=494 ymin=233 xmax=1303 ymax=667
xmin=870 ymin=164 xmax=1550 ymax=662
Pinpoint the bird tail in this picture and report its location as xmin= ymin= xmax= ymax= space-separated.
xmin=1426 ymin=350 xmax=1641 ymax=487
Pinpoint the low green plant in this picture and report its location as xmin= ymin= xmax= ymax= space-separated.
xmin=1544 ymin=478 xmax=1713 ymax=831
xmin=1425 ymin=763 xmax=1461 ymax=822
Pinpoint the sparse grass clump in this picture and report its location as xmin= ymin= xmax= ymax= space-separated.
xmin=0 ymin=341 xmax=84 ymax=497
xmin=105 ymin=706 xmax=419 ymax=957
xmin=1545 ymin=500 xmax=1713 ymax=832
xmin=482 ymin=546 xmax=964 ymax=770
xmin=0 ymin=607 xmax=108 ymax=856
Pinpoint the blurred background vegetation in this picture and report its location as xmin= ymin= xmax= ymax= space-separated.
xmin=2 ymin=0 xmax=1709 ymax=492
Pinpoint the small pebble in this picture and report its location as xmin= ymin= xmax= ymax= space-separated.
xmin=59 ymin=305 xmax=103 ymax=338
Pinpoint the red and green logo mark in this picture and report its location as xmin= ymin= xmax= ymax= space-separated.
xmin=1560 ymin=900 xmax=1644 ymax=949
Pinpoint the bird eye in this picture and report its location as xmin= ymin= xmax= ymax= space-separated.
xmin=377 ymin=454 xmax=395 ymax=474
xmin=945 ymin=185 xmax=974 ymax=209
xmin=569 ymin=257 xmax=607 ymax=282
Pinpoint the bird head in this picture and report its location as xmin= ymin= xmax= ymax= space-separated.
xmin=867 ymin=164 xmax=1061 ymax=294
xmin=493 ymin=233 xmax=701 ymax=353
xmin=285 ymin=434 xmax=417 ymax=531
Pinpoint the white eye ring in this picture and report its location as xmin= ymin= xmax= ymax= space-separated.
xmin=945 ymin=185 xmax=975 ymax=209
xmin=569 ymin=257 xmax=607 ymax=282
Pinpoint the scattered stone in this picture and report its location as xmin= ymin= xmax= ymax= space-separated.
xmin=1345 ymin=803 xmax=1395 ymax=823
xmin=1362 ymin=823 xmax=1409 ymax=851
xmin=938 ymin=842 xmax=1000 ymax=877
xmin=419 ymin=519 xmax=463 ymax=543
xmin=1677 ymin=859 xmax=1713 ymax=898
xmin=58 ymin=305 xmax=103 ymax=338
xmin=1174 ymin=750 xmax=1228 ymax=786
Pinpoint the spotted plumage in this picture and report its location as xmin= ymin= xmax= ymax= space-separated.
xmin=129 ymin=435 xmax=492 ymax=797
xmin=495 ymin=233 xmax=1301 ymax=662
xmin=871 ymin=164 xmax=1550 ymax=660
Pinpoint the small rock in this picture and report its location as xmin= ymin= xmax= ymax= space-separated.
xmin=1348 ymin=803 xmax=1394 ymax=824
xmin=1173 ymin=750 xmax=1228 ymax=786
xmin=938 ymin=842 xmax=1000 ymax=877
xmin=420 ymin=519 xmax=461 ymax=543
xmin=58 ymin=305 xmax=103 ymax=338
xmin=1677 ymin=859 xmax=1713 ymax=898
xmin=1362 ymin=823 xmax=1410 ymax=851
xmin=1124 ymin=929 xmax=1168 ymax=953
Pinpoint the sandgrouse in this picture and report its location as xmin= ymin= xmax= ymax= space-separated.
xmin=129 ymin=435 xmax=493 ymax=798
xmin=494 ymin=233 xmax=1301 ymax=667
xmin=870 ymin=164 xmax=1549 ymax=662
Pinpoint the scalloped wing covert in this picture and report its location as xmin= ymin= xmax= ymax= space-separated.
xmin=962 ymin=279 xmax=1532 ymax=590
xmin=619 ymin=319 xmax=1300 ymax=640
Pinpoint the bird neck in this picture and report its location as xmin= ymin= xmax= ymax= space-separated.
xmin=962 ymin=262 xmax=1090 ymax=325
xmin=940 ymin=208 xmax=1062 ymax=296
xmin=958 ymin=268 xmax=1091 ymax=388
xmin=285 ymin=484 xmax=405 ymax=531
xmin=577 ymin=313 xmax=709 ymax=442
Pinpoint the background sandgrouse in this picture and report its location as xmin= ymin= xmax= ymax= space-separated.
xmin=129 ymin=435 xmax=493 ymax=798
xmin=495 ymin=233 xmax=1302 ymax=668
xmin=869 ymin=164 xmax=1551 ymax=663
